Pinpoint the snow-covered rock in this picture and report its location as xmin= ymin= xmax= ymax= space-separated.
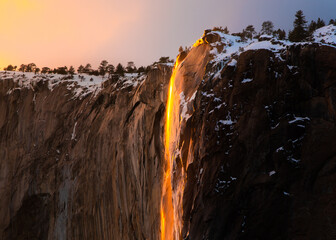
xmin=0 ymin=71 xmax=145 ymax=99
xmin=192 ymin=25 xmax=336 ymax=82
xmin=313 ymin=24 xmax=336 ymax=46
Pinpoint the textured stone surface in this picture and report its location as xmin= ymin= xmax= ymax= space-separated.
xmin=182 ymin=44 xmax=336 ymax=240
xmin=0 ymin=65 xmax=171 ymax=240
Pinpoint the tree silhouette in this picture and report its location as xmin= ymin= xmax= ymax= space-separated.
xmin=274 ymin=29 xmax=286 ymax=40
xmin=212 ymin=26 xmax=229 ymax=34
xmin=41 ymin=67 xmax=51 ymax=74
xmin=115 ymin=63 xmax=125 ymax=76
xmin=77 ymin=65 xmax=84 ymax=74
xmin=158 ymin=57 xmax=170 ymax=63
xmin=288 ymin=10 xmax=308 ymax=42
xmin=19 ymin=64 xmax=27 ymax=72
xmin=126 ymin=61 xmax=136 ymax=73
xmin=137 ymin=66 xmax=145 ymax=74
xmin=308 ymin=20 xmax=317 ymax=36
xmin=98 ymin=60 xmax=109 ymax=76
xmin=261 ymin=21 xmax=274 ymax=35
xmin=83 ymin=64 xmax=92 ymax=74
xmin=26 ymin=63 xmax=37 ymax=72
xmin=106 ymin=64 xmax=115 ymax=78
xmin=56 ymin=66 xmax=68 ymax=75
xmin=316 ymin=18 xmax=325 ymax=28
xmin=245 ymin=25 xmax=256 ymax=39
xmin=69 ymin=66 xmax=75 ymax=75
xmin=4 ymin=65 xmax=15 ymax=71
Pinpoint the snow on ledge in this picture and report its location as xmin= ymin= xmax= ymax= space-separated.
xmin=313 ymin=25 xmax=336 ymax=45
xmin=0 ymin=71 xmax=146 ymax=99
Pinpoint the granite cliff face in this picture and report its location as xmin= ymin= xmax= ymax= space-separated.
xmin=1 ymin=26 xmax=336 ymax=240
xmin=0 ymin=67 xmax=171 ymax=239
xmin=182 ymin=43 xmax=336 ymax=240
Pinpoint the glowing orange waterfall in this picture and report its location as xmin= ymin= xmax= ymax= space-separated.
xmin=161 ymin=57 xmax=184 ymax=240
xmin=160 ymin=38 xmax=209 ymax=240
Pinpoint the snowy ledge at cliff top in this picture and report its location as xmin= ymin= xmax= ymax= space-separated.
xmin=313 ymin=25 xmax=336 ymax=46
xmin=0 ymin=71 xmax=145 ymax=99
xmin=203 ymin=24 xmax=336 ymax=66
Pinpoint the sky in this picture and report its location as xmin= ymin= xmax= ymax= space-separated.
xmin=0 ymin=0 xmax=335 ymax=69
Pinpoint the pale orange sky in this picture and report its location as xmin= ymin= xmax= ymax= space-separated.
xmin=0 ymin=0 xmax=335 ymax=69
xmin=0 ymin=0 xmax=143 ymax=68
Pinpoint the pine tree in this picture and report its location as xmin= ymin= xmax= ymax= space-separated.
xmin=83 ymin=63 xmax=92 ymax=74
xmin=274 ymin=29 xmax=286 ymax=40
xmin=19 ymin=64 xmax=27 ymax=72
xmin=41 ymin=67 xmax=50 ymax=74
xmin=245 ymin=25 xmax=256 ymax=39
xmin=106 ymin=64 xmax=115 ymax=76
xmin=223 ymin=26 xmax=229 ymax=34
xmin=126 ymin=61 xmax=136 ymax=73
xmin=137 ymin=66 xmax=145 ymax=74
xmin=69 ymin=66 xmax=75 ymax=75
xmin=77 ymin=65 xmax=84 ymax=74
xmin=308 ymin=20 xmax=317 ymax=36
xmin=57 ymin=66 xmax=68 ymax=75
xmin=115 ymin=63 xmax=125 ymax=76
xmin=261 ymin=21 xmax=274 ymax=35
xmin=329 ymin=19 xmax=336 ymax=26
xmin=288 ymin=10 xmax=308 ymax=42
xmin=159 ymin=57 xmax=170 ymax=63
xmin=307 ymin=18 xmax=326 ymax=39
xmin=316 ymin=18 xmax=325 ymax=28
xmin=26 ymin=63 xmax=37 ymax=72
xmin=98 ymin=60 xmax=108 ymax=76
xmin=4 ymin=65 xmax=15 ymax=71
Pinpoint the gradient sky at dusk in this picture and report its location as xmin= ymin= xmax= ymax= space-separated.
xmin=0 ymin=0 xmax=335 ymax=69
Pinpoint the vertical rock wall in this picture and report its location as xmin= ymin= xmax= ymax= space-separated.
xmin=0 ymin=65 xmax=171 ymax=240
xmin=182 ymin=45 xmax=336 ymax=240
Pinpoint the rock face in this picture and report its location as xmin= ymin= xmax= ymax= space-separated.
xmin=182 ymin=44 xmax=336 ymax=239
xmin=0 ymin=66 xmax=171 ymax=240
xmin=1 ymin=33 xmax=336 ymax=240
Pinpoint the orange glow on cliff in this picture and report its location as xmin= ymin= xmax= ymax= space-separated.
xmin=192 ymin=38 xmax=205 ymax=48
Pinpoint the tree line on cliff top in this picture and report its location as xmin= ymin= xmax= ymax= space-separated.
xmin=178 ymin=10 xmax=336 ymax=51
xmin=227 ymin=10 xmax=334 ymax=42
xmin=3 ymin=10 xmax=336 ymax=75
xmin=216 ymin=10 xmax=335 ymax=42
xmin=3 ymin=57 xmax=174 ymax=77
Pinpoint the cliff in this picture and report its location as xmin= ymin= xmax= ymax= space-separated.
xmin=182 ymin=43 xmax=336 ymax=240
xmin=0 ymin=68 xmax=170 ymax=239
xmin=1 ymin=25 xmax=336 ymax=240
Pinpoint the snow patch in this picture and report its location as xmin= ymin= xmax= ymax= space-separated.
xmin=288 ymin=116 xmax=310 ymax=124
xmin=241 ymin=78 xmax=253 ymax=83
xmin=180 ymin=91 xmax=197 ymax=122
xmin=219 ymin=119 xmax=235 ymax=125
xmin=313 ymin=25 xmax=336 ymax=45
xmin=227 ymin=59 xmax=237 ymax=67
